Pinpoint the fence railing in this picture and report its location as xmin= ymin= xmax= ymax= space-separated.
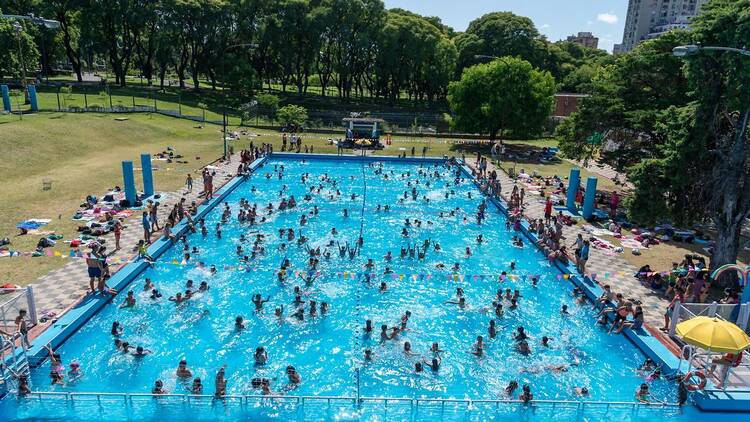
xmin=669 ymin=301 xmax=750 ymax=336
xmin=0 ymin=286 xmax=37 ymax=332
xmin=22 ymin=391 xmax=680 ymax=411
xmin=669 ymin=301 xmax=750 ymax=392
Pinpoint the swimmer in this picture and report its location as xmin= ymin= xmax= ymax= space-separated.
xmin=379 ymin=325 xmax=390 ymax=342
xmin=541 ymin=336 xmax=552 ymax=347
xmin=504 ymin=380 xmax=519 ymax=397
xmin=379 ymin=282 xmax=388 ymax=292
xmin=176 ymin=359 xmax=192 ymax=378
xmin=119 ymin=291 xmax=136 ymax=309
xmin=519 ymin=385 xmax=533 ymax=403
xmin=561 ymin=304 xmax=570 ymax=315
xmin=635 ymin=383 xmax=651 ymax=403
xmin=423 ymin=356 xmax=441 ymax=371
xmin=235 ymin=316 xmax=245 ymax=330
xmin=287 ymin=366 xmax=301 ymax=384
xmin=132 ymin=346 xmax=152 ymax=357
xmin=516 ymin=340 xmax=531 ymax=355
xmin=169 ymin=292 xmax=185 ymax=304
xmin=574 ymin=386 xmax=590 ymax=397
xmin=445 ymin=296 xmax=467 ymax=308
xmin=472 ymin=336 xmax=484 ymax=357
xmin=252 ymin=294 xmax=270 ymax=311
xmin=489 ymin=320 xmax=497 ymax=339
xmin=111 ymin=321 xmax=123 ymax=336
xmin=403 ymin=341 xmax=416 ymax=356
xmin=254 ymin=347 xmax=269 ymax=365
xmin=364 ymin=348 xmax=373 ymax=362
xmin=191 ymin=378 xmax=204 ymax=394
xmin=514 ymin=327 xmax=528 ymax=342
xmin=67 ymin=362 xmax=83 ymax=382
xmin=152 ymin=380 xmax=166 ymax=394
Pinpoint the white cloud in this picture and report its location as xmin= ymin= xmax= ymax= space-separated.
xmin=541 ymin=23 xmax=550 ymax=29
xmin=596 ymin=13 xmax=618 ymax=24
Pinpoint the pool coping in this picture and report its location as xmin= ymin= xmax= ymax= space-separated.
xmin=4 ymin=152 xmax=725 ymax=411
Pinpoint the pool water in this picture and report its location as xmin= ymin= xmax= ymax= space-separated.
xmin=5 ymin=157 xmax=690 ymax=420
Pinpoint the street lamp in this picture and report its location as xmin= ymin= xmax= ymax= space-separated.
xmin=673 ymin=44 xmax=750 ymax=58
xmin=220 ymin=43 xmax=259 ymax=159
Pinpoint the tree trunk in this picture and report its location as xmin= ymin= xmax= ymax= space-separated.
xmin=711 ymin=219 xmax=741 ymax=289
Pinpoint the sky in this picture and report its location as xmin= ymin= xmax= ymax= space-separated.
xmin=382 ymin=0 xmax=628 ymax=53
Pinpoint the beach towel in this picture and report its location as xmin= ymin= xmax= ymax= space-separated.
xmin=620 ymin=238 xmax=644 ymax=249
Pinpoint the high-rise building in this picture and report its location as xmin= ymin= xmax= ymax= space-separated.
xmin=614 ymin=0 xmax=709 ymax=53
xmin=566 ymin=32 xmax=599 ymax=49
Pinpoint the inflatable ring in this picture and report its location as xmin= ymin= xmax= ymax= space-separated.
xmin=684 ymin=371 xmax=707 ymax=391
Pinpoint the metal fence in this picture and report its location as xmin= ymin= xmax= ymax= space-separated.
xmin=668 ymin=301 xmax=750 ymax=392
xmin=669 ymin=301 xmax=750 ymax=335
xmin=0 ymin=287 xmax=37 ymax=333
xmin=23 ymin=391 xmax=681 ymax=411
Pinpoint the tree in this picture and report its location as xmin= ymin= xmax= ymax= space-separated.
xmin=375 ymin=9 xmax=457 ymax=105
xmin=0 ymin=17 xmax=40 ymax=81
xmin=556 ymin=0 xmax=750 ymax=282
xmin=455 ymin=12 xmax=542 ymax=72
xmin=277 ymin=104 xmax=308 ymax=128
xmin=447 ymin=57 xmax=555 ymax=140
xmin=256 ymin=93 xmax=279 ymax=118
xmin=43 ymin=0 xmax=86 ymax=82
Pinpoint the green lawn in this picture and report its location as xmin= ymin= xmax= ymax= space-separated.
xmin=0 ymin=112 xmax=231 ymax=286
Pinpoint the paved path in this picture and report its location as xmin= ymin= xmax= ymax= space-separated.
xmin=30 ymin=155 xmax=241 ymax=325
xmin=467 ymin=159 xmax=669 ymax=328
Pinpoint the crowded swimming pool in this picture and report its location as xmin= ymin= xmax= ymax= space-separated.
xmin=4 ymin=156 xmax=695 ymax=420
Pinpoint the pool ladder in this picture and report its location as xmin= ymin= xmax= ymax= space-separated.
xmin=0 ymin=332 xmax=31 ymax=396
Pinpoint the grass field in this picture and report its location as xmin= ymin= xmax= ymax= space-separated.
xmin=0 ymin=112 xmax=232 ymax=286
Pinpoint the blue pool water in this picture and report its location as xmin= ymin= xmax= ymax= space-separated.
xmin=2 ymin=157 xmax=714 ymax=420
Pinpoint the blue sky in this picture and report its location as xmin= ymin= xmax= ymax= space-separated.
xmin=383 ymin=0 xmax=628 ymax=52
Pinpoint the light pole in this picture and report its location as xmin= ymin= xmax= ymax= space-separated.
xmin=673 ymin=44 xmax=750 ymax=58
xmin=220 ymin=43 xmax=258 ymax=159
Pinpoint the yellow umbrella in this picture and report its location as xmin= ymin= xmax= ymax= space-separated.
xmin=675 ymin=316 xmax=750 ymax=353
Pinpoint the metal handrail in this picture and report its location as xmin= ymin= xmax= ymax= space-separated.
xmin=25 ymin=391 xmax=681 ymax=409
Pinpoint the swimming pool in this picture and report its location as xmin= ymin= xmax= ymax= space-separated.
xmin=3 ymin=156 xmax=699 ymax=420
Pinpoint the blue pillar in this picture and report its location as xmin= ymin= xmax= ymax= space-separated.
xmin=27 ymin=85 xmax=38 ymax=111
xmin=140 ymin=153 xmax=154 ymax=198
xmin=567 ymin=168 xmax=580 ymax=214
xmin=1 ymin=85 xmax=10 ymax=112
xmin=122 ymin=161 xmax=137 ymax=207
xmin=582 ymin=177 xmax=598 ymax=220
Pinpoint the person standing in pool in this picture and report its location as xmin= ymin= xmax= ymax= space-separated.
xmin=252 ymin=294 xmax=270 ymax=311
xmin=176 ymin=360 xmax=192 ymax=378
xmin=215 ymin=366 xmax=227 ymax=397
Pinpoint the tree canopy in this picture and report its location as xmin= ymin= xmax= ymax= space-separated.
xmin=1 ymin=2 xmax=605 ymax=105
xmin=556 ymin=0 xmax=750 ymax=277
xmin=448 ymin=57 xmax=555 ymax=140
